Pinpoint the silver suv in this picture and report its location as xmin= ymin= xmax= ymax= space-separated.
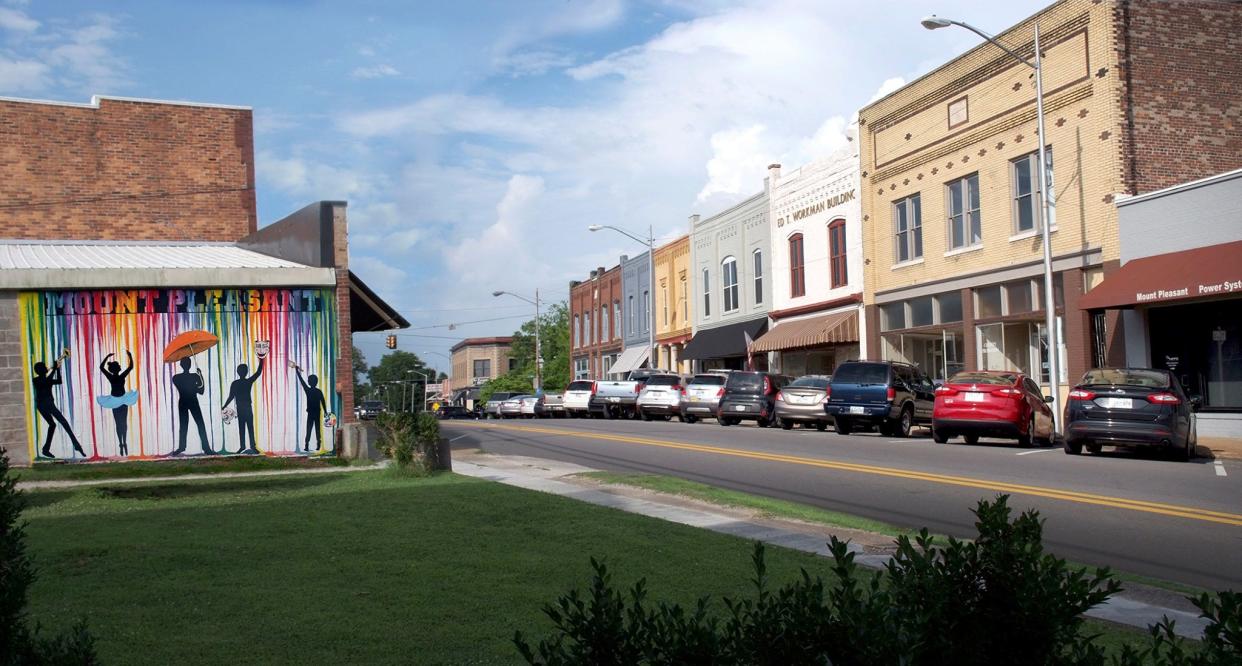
xmin=680 ymin=373 xmax=727 ymax=423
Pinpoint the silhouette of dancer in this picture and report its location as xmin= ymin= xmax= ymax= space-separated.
xmin=295 ymin=367 xmax=328 ymax=452
xmin=33 ymin=357 xmax=86 ymax=459
xmin=222 ymin=358 xmax=265 ymax=454
xmin=97 ymin=351 xmax=137 ymax=456
xmin=171 ymin=357 xmax=214 ymax=455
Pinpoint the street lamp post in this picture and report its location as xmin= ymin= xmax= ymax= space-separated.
xmin=493 ymin=289 xmax=542 ymax=394
xmin=922 ymin=15 xmax=1062 ymax=434
xmin=406 ymin=369 xmax=430 ymax=412
xmin=589 ymin=224 xmax=656 ymax=373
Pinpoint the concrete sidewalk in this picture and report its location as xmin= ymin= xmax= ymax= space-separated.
xmin=453 ymin=450 xmax=1210 ymax=640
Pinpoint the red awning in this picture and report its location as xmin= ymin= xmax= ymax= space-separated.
xmin=1079 ymin=240 xmax=1242 ymax=310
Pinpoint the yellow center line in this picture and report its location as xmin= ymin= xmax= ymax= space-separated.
xmin=453 ymin=421 xmax=1242 ymax=527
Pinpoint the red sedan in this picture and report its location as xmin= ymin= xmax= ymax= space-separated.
xmin=932 ymin=371 xmax=1055 ymax=447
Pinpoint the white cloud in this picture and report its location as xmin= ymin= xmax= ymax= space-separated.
xmin=444 ymin=174 xmax=545 ymax=278
xmin=696 ymin=124 xmax=773 ymax=203
xmin=45 ymin=15 xmax=129 ymax=92
xmin=350 ymin=63 xmax=399 ymax=79
xmin=351 ymin=255 xmax=407 ymax=287
xmin=0 ymin=6 xmax=37 ymax=32
xmin=0 ymin=55 xmax=47 ymax=90
xmin=256 ymin=150 xmax=380 ymax=201
xmin=493 ymin=48 xmax=577 ymax=77
xmin=868 ymin=76 xmax=907 ymax=104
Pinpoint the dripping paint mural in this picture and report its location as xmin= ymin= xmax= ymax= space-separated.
xmin=19 ymin=288 xmax=340 ymax=462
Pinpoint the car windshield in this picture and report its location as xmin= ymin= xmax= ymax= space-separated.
xmin=645 ymin=375 xmax=680 ymax=386
xmin=947 ymin=372 xmax=1016 ymax=386
xmin=361 ymin=401 xmax=383 ymax=408
xmin=789 ymin=376 xmax=830 ymax=389
xmin=832 ymin=363 xmax=889 ymax=384
xmin=1080 ymin=369 xmax=1170 ymax=389
xmin=567 ymin=381 xmax=595 ymax=391
xmin=689 ymin=375 xmax=726 ymax=386
xmin=725 ymin=372 xmax=764 ymax=391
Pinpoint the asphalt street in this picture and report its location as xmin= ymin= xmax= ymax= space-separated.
xmin=443 ymin=417 xmax=1242 ymax=592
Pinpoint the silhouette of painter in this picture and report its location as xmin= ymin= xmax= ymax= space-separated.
xmin=97 ymin=351 xmax=137 ymax=456
xmin=32 ymin=354 xmax=86 ymax=459
xmin=295 ymin=366 xmax=328 ymax=452
xmin=222 ymin=358 xmax=265 ymax=454
xmin=172 ymin=357 xmax=214 ymax=455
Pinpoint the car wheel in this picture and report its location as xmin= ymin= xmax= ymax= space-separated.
xmin=932 ymin=427 xmax=949 ymax=444
xmin=780 ymin=419 xmax=793 ymax=430
xmin=1064 ymin=439 xmax=1083 ymax=455
xmin=1087 ymin=444 xmax=1102 ymax=455
xmin=1017 ymin=415 xmax=1034 ymax=448
xmin=893 ymin=407 xmax=913 ymax=438
xmin=835 ymin=418 xmax=852 ymax=435
xmin=684 ymin=415 xmax=697 ymax=424
xmin=1171 ymin=435 xmax=1191 ymax=462
xmin=640 ymin=410 xmax=652 ymax=422
xmin=815 ymin=422 xmax=827 ymax=432
xmin=718 ymin=415 xmax=731 ymax=426
xmin=964 ymin=434 xmax=979 ymax=446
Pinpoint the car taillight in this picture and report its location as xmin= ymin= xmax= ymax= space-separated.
xmin=590 ymin=382 xmax=597 ymax=395
xmin=716 ymin=387 xmax=725 ymax=398
xmin=1068 ymin=389 xmax=1095 ymax=401
xmin=819 ymin=394 xmax=829 ymax=404
xmin=775 ymin=391 xmax=784 ymax=402
xmin=763 ymin=376 xmax=772 ymax=394
xmin=1147 ymin=393 xmax=1181 ymax=405
xmin=634 ymin=383 xmax=643 ymax=393
xmin=996 ymin=388 xmax=1024 ymax=399
xmin=679 ymin=386 xmax=686 ymax=396
xmin=886 ymin=386 xmax=896 ymax=401
xmin=934 ymin=386 xmax=957 ymax=396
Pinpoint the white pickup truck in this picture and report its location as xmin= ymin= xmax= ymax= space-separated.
xmin=591 ymin=369 xmax=657 ymax=418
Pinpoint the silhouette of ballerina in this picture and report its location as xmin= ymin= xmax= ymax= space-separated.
xmin=222 ymin=358 xmax=265 ymax=454
xmin=97 ymin=351 xmax=137 ymax=456
xmin=294 ymin=366 xmax=328 ymax=452
xmin=32 ymin=355 xmax=86 ymax=459
xmin=171 ymin=357 xmax=214 ymax=455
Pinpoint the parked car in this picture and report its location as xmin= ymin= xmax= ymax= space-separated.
xmin=498 ymin=394 xmax=530 ymax=419
xmin=717 ymin=371 xmax=792 ymax=427
xmin=562 ymin=380 xmax=596 ymax=418
xmin=354 ymin=400 xmax=384 ymax=420
xmin=681 ymin=373 xmax=727 ymax=423
xmin=825 ymin=361 xmax=935 ymax=437
xmin=1063 ymin=368 xmax=1200 ymax=461
xmin=637 ymin=374 xmax=688 ymax=421
xmin=434 ymin=405 xmax=475 ymax=420
xmin=542 ymin=393 xmax=566 ymax=418
xmin=774 ymin=375 xmax=833 ymax=430
xmin=932 ymin=371 xmax=1054 ymax=447
xmin=518 ymin=395 xmax=542 ymax=418
xmin=483 ymin=391 xmax=524 ymax=419
xmin=592 ymin=369 xmax=657 ymax=418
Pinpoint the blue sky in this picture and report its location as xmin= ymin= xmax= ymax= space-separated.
xmin=1 ymin=0 xmax=1047 ymax=373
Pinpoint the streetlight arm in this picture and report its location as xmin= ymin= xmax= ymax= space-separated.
xmin=494 ymin=290 xmax=537 ymax=307
xmin=592 ymin=224 xmax=652 ymax=245
xmin=940 ymin=18 xmax=1035 ymax=69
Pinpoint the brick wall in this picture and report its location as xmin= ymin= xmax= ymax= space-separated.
xmin=1118 ymin=0 xmax=1242 ymax=194
xmin=332 ymin=204 xmax=354 ymax=426
xmin=0 ymin=292 xmax=30 ymax=466
xmin=0 ymin=96 xmax=256 ymax=241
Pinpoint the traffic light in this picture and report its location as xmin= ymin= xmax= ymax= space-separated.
xmin=385 ymin=334 xmax=397 ymax=349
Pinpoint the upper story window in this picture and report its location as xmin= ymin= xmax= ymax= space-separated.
xmin=752 ymin=249 xmax=763 ymax=305
xmin=574 ymin=314 xmax=581 ymax=348
xmin=473 ymin=358 xmax=491 ymax=379
xmin=681 ymin=277 xmax=688 ymax=322
xmin=702 ymin=268 xmax=711 ymax=317
xmin=828 ymin=219 xmax=847 ymax=288
xmin=662 ymin=285 xmax=669 ymax=326
xmin=788 ymin=233 xmax=806 ymax=298
xmin=601 ymin=305 xmax=609 ymax=341
xmin=1012 ymin=148 xmax=1054 ymax=234
xmin=947 ymin=96 xmax=968 ymax=129
xmin=643 ymin=290 xmax=650 ymax=332
xmin=585 ymin=311 xmax=592 ymax=345
xmin=628 ymin=295 xmax=635 ymax=334
xmin=893 ymin=194 xmax=923 ymax=264
xmin=721 ymin=256 xmax=739 ymax=313
xmin=613 ymin=301 xmax=621 ymax=340
xmin=947 ymin=174 xmax=981 ymax=250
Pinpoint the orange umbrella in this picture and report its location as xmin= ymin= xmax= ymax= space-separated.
xmin=162 ymin=330 xmax=219 ymax=363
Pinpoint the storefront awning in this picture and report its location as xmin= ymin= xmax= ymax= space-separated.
xmin=348 ymin=270 xmax=409 ymax=332
xmin=609 ymin=345 xmax=650 ymax=376
xmin=749 ymin=309 xmax=858 ymax=353
xmin=1079 ymin=240 xmax=1242 ymax=310
xmin=682 ymin=318 xmax=767 ymax=360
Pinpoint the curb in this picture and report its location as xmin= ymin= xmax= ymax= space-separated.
xmin=16 ymin=462 xmax=385 ymax=491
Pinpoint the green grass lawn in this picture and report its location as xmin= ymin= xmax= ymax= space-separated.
xmin=20 ymin=471 xmax=1154 ymax=664
xmin=14 ymin=454 xmax=359 ymax=482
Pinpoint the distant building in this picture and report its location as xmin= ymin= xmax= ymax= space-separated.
xmin=449 ymin=337 xmax=515 ymax=392
xmin=569 ymin=263 xmax=622 ymax=379
xmin=653 ymin=235 xmax=692 ymax=373
xmin=611 ymin=252 xmax=652 ymax=377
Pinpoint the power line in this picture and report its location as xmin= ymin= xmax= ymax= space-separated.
xmin=0 ymin=185 xmax=254 ymax=211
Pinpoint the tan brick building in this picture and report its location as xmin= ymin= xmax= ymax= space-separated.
xmin=449 ymin=337 xmax=515 ymax=391
xmin=653 ymin=235 xmax=692 ymax=373
xmin=858 ymin=0 xmax=1242 ymax=397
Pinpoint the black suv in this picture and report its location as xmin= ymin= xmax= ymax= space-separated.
xmin=825 ymin=361 xmax=935 ymax=437
xmin=717 ymin=371 xmax=792 ymax=427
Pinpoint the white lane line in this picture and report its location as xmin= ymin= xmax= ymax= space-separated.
xmin=449 ymin=434 xmax=471 ymax=442
xmin=1017 ymin=448 xmax=1056 ymax=456
xmin=1215 ymin=461 xmax=1228 ymax=477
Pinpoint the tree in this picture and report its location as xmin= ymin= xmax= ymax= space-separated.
xmin=505 ymin=302 xmax=571 ymax=393
xmin=351 ymin=343 xmax=369 ymax=401
xmin=367 ymin=350 xmax=434 ymax=412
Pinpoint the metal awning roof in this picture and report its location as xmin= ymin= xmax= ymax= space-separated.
xmin=749 ymin=309 xmax=859 ymax=353
xmin=1079 ymin=240 xmax=1242 ymax=310
xmin=682 ymin=317 xmax=767 ymax=361
xmin=608 ymin=345 xmax=650 ymax=376
xmin=0 ymin=241 xmax=335 ymax=289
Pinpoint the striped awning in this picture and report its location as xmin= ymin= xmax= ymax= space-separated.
xmin=748 ymin=309 xmax=858 ymax=353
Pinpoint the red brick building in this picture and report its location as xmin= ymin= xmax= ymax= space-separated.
xmin=569 ymin=263 xmax=623 ymax=380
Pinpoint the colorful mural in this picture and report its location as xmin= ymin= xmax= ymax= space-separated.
xmin=19 ymin=288 xmax=339 ymax=462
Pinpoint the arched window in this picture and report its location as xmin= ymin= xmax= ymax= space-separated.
xmin=721 ymin=256 xmax=739 ymax=312
xmin=788 ymin=233 xmax=805 ymax=298
xmin=702 ymin=268 xmax=711 ymax=317
xmin=752 ymin=249 xmax=763 ymax=305
xmin=828 ymin=219 xmax=847 ymax=288
xmin=574 ymin=314 xmax=581 ymax=348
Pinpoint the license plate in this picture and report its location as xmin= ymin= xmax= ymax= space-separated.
xmin=608 ymin=397 xmax=620 ymax=403
xmin=848 ymin=406 xmax=865 ymax=415
xmin=964 ymin=392 xmax=985 ymax=402
xmin=734 ymin=405 xmax=747 ymax=412
xmin=1098 ymin=397 xmax=1133 ymax=409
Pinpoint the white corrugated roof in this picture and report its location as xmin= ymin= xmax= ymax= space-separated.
xmin=0 ymin=242 xmax=310 ymax=271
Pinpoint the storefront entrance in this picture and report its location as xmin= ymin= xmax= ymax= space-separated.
xmin=1149 ymin=300 xmax=1242 ymax=410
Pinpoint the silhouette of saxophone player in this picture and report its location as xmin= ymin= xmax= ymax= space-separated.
xmin=32 ymin=352 xmax=85 ymax=459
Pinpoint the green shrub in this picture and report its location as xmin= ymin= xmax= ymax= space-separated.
xmin=516 ymin=495 xmax=1238 ymax=666
xmin=376 ymin=412 xmax=443 ymax=475
xmin=1 ymin=447 xmax=99 ymax=664
xmin=413 ymin=412 xmax=442 ymax=471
